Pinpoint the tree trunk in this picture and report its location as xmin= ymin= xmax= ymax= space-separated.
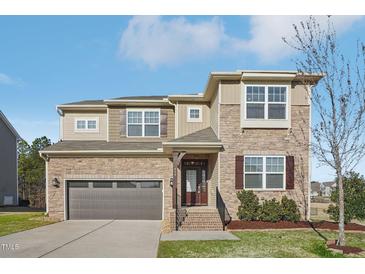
xmin=337 ymin=174 xmax=346 ymax=246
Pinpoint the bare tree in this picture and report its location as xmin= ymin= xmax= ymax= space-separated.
xmin=283 ymin=16 xmax=365 ymax=246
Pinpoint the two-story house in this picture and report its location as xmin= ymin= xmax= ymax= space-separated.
xmin=40 ymin=70 xmax=322 ymax=233
xmin=0 ymin=110 xmax=21 ymax=206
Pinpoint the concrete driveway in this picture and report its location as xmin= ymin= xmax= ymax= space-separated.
xmin=0 ymin=220 xmax=161 ymax=258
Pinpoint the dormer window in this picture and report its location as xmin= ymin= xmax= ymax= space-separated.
xmin=187 ymin=106 xmax=202 ymax=122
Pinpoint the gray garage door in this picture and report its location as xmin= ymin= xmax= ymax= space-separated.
xmin=67 ymin=180 xmax=162 ymax=220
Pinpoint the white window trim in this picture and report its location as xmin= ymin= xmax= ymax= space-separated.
xmin=126 ymin=108 xmax=161 ymax=138
xmin=244 ymin=155 xmax=286 ymax=191
xmin=244 ymin=85 xmax=289 ymax=121
xmin=74 ymin=117 xmax=99 ymax=132
xmin=187 ymin=106 xmax=202 ymax=122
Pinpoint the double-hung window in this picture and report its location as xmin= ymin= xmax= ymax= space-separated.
xmin=245 ymin=85 xmax=288 ymax=120
xmin=75 ymin=118 xmax=98 ymax=132
xmin=244 ymin=156 xmax=285 ymax=190
xmin=127 ymin=109 xmax=160 ymax=137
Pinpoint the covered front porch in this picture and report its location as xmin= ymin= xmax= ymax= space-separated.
xmin=162 ymin=127 xmax=230 ymax=231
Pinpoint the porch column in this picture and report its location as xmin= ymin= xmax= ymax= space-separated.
xmin=172 ymin=151 xmax=186 ymax=209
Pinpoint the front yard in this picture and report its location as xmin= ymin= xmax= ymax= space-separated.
xmin=0 ymin=212 xmax=57 ymax=237
xmin=158 ymin=230 xmax=365 ymax=258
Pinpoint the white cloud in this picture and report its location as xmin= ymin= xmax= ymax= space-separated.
xmin=118 ymin=16 xmax=226 ymax=68
xmin=0 ymin=72 xmax=24 ymax=86
xmin=240 ymin=16 xmax=363 ymax=63
xmin=118 ymin=16 xmax=363 ymax=68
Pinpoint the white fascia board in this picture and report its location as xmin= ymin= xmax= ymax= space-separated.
xmin=104 ymin=99 xmax=168 ymax=103
xmin=0 ymin=111 xmax=21 ymax=140
xmin=162 ymin=142 xmax=223 ymax=147
xmin=40 ymin=149 xmax=164 ymax=155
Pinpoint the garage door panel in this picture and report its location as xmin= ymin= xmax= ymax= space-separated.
xmin=67 ymin=180 xmax=162 ymax=220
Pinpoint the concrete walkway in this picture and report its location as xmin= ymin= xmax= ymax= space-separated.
xmin=0 ymin=220 xmax=161 ymax=258
xmin=160 ymin=231 xmax=240 ymax=241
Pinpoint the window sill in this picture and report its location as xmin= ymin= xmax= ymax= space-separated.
xmin=243 ymin=188 xmax=286 ymax=192
xmin=241 ymin=119 xmax=290 ymax=129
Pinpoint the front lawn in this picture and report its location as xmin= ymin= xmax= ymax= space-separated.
xmin=158 ymin=230 xmax=365 ymax=258
xmin=0 ymin=213 xmax=57 ymax=237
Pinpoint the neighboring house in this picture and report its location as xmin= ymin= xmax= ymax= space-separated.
xmin=322 ymin=181 xmax=336 ymax=197
xmin=311 ymin=181 xmax=321 ymax=197
xmin=0 ymin=111 xmax=21 ymax=206
xmin=40 ymin=70 xmax=322 ymax=232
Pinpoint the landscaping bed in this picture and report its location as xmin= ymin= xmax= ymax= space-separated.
xmin=227 ymin=220 xmax=365 ymax=232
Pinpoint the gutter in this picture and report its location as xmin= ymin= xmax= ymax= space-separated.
xmin=162 ymin=142 xmax=223 ymax=147
xmin=39 ymin=149 xmax=165 ymax=156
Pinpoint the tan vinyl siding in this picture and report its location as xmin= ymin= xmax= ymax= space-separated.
xmin=220 ymin=80 xmax=310 ymax=106
xmin=177 ymin=102 xmax=210 ymax=137
xmin=62 ymin=111 xmax=107 ymax=141
xmin=220 ymin=80 xmax=241 ymax=104
xmin=108 ymin=106 xmax=175 ymax=142
xmin=210 ymin=87 xmax=219 ymax=136
xmin=291 ymin=82 xmax=310 ymax=106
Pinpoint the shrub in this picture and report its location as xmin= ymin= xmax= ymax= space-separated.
xmin=281 ymin=196 xmax=301 ymax=222
xmin=327 ymin=172 xmax=365 ymax=223
xmin=259 ymin=198 xmax=282 ymax=222
xmin=237 ymin=190 xmax=260 ymax=220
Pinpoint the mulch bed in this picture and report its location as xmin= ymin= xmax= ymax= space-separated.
xmin=327 ymin=242 xmax=364 ymax=254
xmin=227 ymin=220 xmax=365 ymax=232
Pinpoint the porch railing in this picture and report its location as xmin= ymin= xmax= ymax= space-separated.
xmin=216 ymin=187 xmax=231 ymax=229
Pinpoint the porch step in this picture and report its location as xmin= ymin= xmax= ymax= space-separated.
xmin=179 ymin=207 xmax=224 ymax=231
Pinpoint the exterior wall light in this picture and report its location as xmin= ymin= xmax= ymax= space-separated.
xmin=52 ymin=178 xmax=60 ymax=187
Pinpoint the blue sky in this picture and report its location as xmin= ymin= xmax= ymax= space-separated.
xmin=1 ymin=15 xmax=365 ymax=181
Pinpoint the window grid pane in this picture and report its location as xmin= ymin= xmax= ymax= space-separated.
xmin=77 ymin=120 xmax=86 ymax=129
xmin=144 ymin=111 xmax=159 ymax=124
xmin=268 ymin=104 xmax=286 ymax=119
xmin=128 ymin=125 xmax=142 ymax=136
xmin=144 ymin=125 xmax=159 ymax=136
xmin=245 ymin=157 xmax=263 ymax=172
xmin=268 ymin=86 xmax=286 ymax=102
xmin=266 ymin=174 xmax=284 ymax=189
xmin=87 ymin=120 xmax=97 ymax=129
xmin=189 ymin=109 xmax=200 ymax=119
xmin=266 ymin=157 xmax=284 ymax=173
xmin=246 ymin=103 xmax=265 ymax=119
xmin=128 ymin=112 xmax=142 ymax=124
xmin=245 ymin=174 xmax=263 ymax=189
xmin=246 ymin=86 xmax=265 ymax=102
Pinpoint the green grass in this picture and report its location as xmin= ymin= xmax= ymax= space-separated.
xmin=0 ymin=213 xmax=57 ymax=237
xmin=158 ymin=230 xmax=365 ymax=258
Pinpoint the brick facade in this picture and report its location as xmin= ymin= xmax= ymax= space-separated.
xmin=47 ymin=157 xmax=173 ymax=222
xmin=219 ymin=104 xmax=310 ymax=220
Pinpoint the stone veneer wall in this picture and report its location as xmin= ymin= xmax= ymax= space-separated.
xmin=219 ymin=104 xmax=310 ymax=220
xmin=47 ymin=157 xmax=174 ymax=226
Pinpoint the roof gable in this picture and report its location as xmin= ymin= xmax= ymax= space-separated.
xmin=0 ymin=111 xmax=21 ymax=139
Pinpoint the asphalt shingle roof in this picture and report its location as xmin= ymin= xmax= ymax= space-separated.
xmin=42 ymin=141 xmax=162 ymax=152
xmin=167 ymin=127 xmax=220 ymax=143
